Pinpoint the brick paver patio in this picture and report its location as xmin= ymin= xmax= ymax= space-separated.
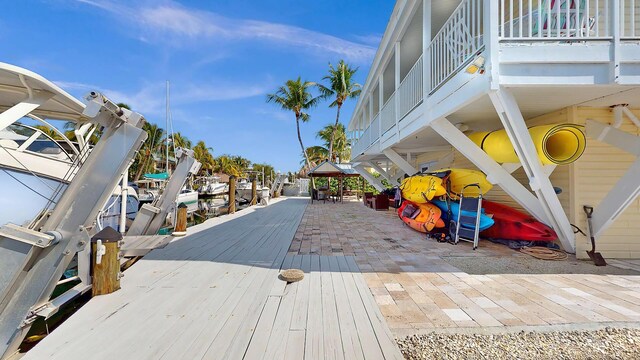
xmin=288 ymin=199 xmax=640 ymax=336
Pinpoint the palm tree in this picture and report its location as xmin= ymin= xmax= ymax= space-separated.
xmin=214 ymin=155 xmax=241 ymax=177
xmin=317 ymin=60 xmax=361 ymax=161
xmin=317 ymin=123 xmax=350 ymax=163
xmin=32 ymin=125 xmax=62 ymax=140
xmin=172 ymin=132 xmax=192 ymax=150
xmin=133 ymin=122 xmax=164 ymax=181
xmin=266 ymin=77 xmax=322 ymax=171
xmin=193 ymin=141 xmax=215 ymax=176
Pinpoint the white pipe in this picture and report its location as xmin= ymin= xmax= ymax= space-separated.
xmin=119 ymin=168 xmax=128 ymax=234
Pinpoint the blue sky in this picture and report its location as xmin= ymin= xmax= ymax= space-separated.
xmin=3 ymin=0 xmax=394 ymax=172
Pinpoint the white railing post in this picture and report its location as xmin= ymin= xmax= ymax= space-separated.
xmin=378 ymin=76 xmax=384 ymax=138
xmin=394 ymin=41 xmax=401 ymax=138
xmin=423 ymin=0 xmax=432 ymax=101
xmin=612 ymin=0 xmax=621 ymax=82
xmin=369 ymin=94 xmax=375 ymax=144
xmin=486 ymin=0 xmax=499 ymax=89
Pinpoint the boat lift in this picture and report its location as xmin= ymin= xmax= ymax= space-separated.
xmin=0 ymin=64 xmax=200 ymax=359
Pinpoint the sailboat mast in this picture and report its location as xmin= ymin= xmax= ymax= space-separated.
xmin=165 ymin=80 xmax=169 ymax=175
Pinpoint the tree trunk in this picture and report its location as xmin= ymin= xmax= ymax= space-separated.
xmin=328 ymin=103 xmax=342 ymax=162
xmin=296 ymin=115 xmax=315 ymax=188
xmin=134 ymin=149 xmax=151 ymax=181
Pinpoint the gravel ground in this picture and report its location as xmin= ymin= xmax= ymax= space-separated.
xmin=443 ymin=255 xmax=640 ymax=275
xmin=397 ymin=328 xmax=640 ymax=360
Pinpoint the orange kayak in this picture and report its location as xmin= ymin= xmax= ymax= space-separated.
xmin=398 ymin=200 xmax=445 ymax=233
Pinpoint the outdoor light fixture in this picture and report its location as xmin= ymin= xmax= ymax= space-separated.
xmin=465 ymin=55 xmax=485 ymax=74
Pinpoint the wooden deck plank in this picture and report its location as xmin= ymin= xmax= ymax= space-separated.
xmin=242 ymin=296 xmax=282 ymax=360
xmin=263 ymin=282 xmax=299 ymax=359
xmin=290 ymin=256 xmax=311 ymax=331
xmin=345 ymin=256 xmax=404 ymax=360
xmin=329 ymin=256 xmax=365 ymax=360
xmin=320 ymin=256 xmax=344 ymax=360
xmin=284 ymin=330 xmax=306 ymax=360
xmin=336 ymin=256 xmax=385 ymax=360
xmin=304 ymin=255 xmax=324 ymax=360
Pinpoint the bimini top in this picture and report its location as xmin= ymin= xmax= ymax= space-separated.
xmin=0 ymin=62 xmax=87 ymax=122
xmin=307 ymin=160 xmax=360 ymax=178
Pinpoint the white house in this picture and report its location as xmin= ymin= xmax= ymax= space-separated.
xmin=348 ymin=0 xmax=640 ymax=258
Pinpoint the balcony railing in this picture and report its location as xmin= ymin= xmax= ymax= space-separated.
xmin=429 ymin=0 xmax=484 ymax=92
xmin=622 ymin=0 xmax=640 ymax=38
xmin=381 ymin=93 xmax=396 ymax=135
xmin=499 ymin=0 xmax=611 ymax=39
xmin=398 ymin=55 xmax=424 ymax=121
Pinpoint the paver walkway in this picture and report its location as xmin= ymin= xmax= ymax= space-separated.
xmin=289 ymin=200 xmax=640 ymax=337
xmin=24 ymin=198 xmax=402 ymax=360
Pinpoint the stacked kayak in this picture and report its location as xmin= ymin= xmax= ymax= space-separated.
xmin=431 ymin=200 xmax=495 ymax=232
xmin=427 ymin=168 xmax=493 ymax=198
xmin=480 ymin=201 xmax=558 ymax=242
xmin=400 ymin=175 xmax=446 ymax=203
xmin=397 ymin=200 xmax=445 ymax=233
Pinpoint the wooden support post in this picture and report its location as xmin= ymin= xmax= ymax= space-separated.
xmin=172 ymin=203 xmax=188 ymax=236
xmin=228 ymin=175 xmax=236 ymax=214
xmin=339 ymin=176 xmax=343 ymax=203
xmin=251 ymin=177 xmax=257 ymax=206
xmin=91 ymin=227 xmax=122 ymax=296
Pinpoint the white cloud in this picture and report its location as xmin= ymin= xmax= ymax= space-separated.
xmin=73 ymin=0 xmax=376 ymax=63
xmin=55 ymin=77 xmax=273 ymax=116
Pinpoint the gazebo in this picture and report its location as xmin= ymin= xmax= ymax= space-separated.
xmin=307 ymin=160 xmax=360 ymax=203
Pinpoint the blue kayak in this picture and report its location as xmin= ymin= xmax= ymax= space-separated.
xmin=432 ymin=200 xmax=494 ymax=231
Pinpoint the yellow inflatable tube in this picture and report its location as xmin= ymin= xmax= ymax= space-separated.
xmin=468 ymin=124 xmax=586 ymax=165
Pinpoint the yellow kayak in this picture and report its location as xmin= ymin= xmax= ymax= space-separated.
xmin=400 ymin=175 xmax=446 ymax=203
xmin=429 ymin=168 xmax=493 ymax=197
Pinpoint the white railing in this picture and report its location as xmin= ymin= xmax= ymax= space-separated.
xmin=353 ymin=124 xmax=371 ymax=156
xmin=499 ymin=0 xmax=613 ymax=39
xmin=429 ymin=0 xmax=484 ymax=92
xmin=397 ymin=55 xmax=424 ymax=121
xmin=381 ymin=93 xmax=396 ymax=135
xmin=622 ymin=0 xmax=640 ymax=38
xmin=370 ymin=113 xmax=381 ymax=144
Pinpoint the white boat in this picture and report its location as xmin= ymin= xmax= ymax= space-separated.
xmin=98 ymin=185 xmax=139 ymax=231
xmin=135 ymin=177 xmax=198 ymax=213
xmin=236 ymin=177 xmax=270 ymax=204
xmin=196 ymin=176 xmax=228 ymax=196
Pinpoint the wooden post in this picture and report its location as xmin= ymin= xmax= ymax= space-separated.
xmin=91 ymin=226 xmax=122 ymax=296
xmin=339 ymin=176 xmax=343 ymax=203
xmin=251 ymin=177 xmax=257 ymax=206
xmin=172 ymin=202 xmax=188 ymax=236
xmin=229 ymin=175 xmax=236 ymax=214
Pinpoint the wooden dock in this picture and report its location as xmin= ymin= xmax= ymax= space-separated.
xmin=24 ymin=198 xmax=402 ymax=360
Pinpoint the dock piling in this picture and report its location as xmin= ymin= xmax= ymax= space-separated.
xmin=91 ymin=227 xmax=122 ymax=296
xmin=229 ymin=175 xmax=236 ymax=214
xmin=172 ymin=203 xmax=188 ymax=236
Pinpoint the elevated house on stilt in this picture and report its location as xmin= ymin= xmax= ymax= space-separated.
xmin=348 ymin=0 xmax=640 ymax=258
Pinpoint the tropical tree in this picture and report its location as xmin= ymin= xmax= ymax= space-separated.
xmin=133 ymin=122 xmax=164 ymax=181
xmin=316 ymin=123 xmax=350 ymax=163
xmin=252 ymin=163 xmax=275 ymax=186
xmin=266 ymin=77 xmax=322 ymax=172
xmin=299 ymin=145 xmax=329 ymax=175
xmin=193 ymin=141 xmax=215 ymax=176
xmin=32 ymin=125 xmax=62 ymax=140
xmin=317 ymin=60 xmax=361 ymax=160
xmin=231 ymin=155 xmax=251 ymax=174
xmin=172 ymin=132 xmax=192 ymax=150
xmin=214 ymin=155 xmax=242 ymax=177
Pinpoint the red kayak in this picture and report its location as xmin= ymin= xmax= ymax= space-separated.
xmin=480 ymin=201 xmax=557 ymax=242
